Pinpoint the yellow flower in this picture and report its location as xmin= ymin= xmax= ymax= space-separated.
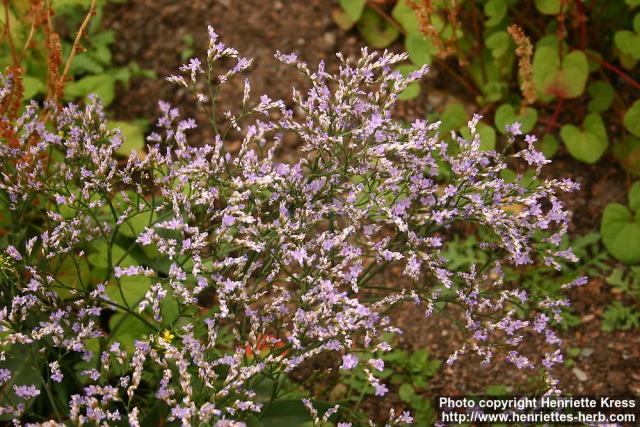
xmin=161 ymin=329 xmax=175 ymax=343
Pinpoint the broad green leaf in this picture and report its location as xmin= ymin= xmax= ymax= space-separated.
xmin=440 ymin=102 xmax=467 ymax=134
xmin=109 ymin=120 xmax=146 ymax=157
xmin=629 ymin=182 xmax=640 ymax=212
xmin=601 ymin=203 xmax=640 ymax=264
xmin=635 ymin=12 xmax=640 ymax=33
xmin=485 ymin=31 xmax=511 ymax=58
xmin=560 ymin=115 xmax=608 ymax=164
xmin=64 ymin=74 xmax=116 ymax=105
xmin=539 ymin=134 xmax=559 ymax=159
xmin=259 ymin=400 xmax=335 ymax=427
xmin=584 ymin=113 xmax=608 ymax=145
xmin=458 ymin=122 xmax=497 ymax=151
xmin=533 ymin=46 xmax=588 ymax=99
xmin=88 ymin=240 xmax=137 ymax=269
xmin=614 ymin=31 xmax=640 ymax=60
xmin=70 ymin=54 xmax=105 ymax=75
xmin=494 ymin=103 xmax=538 ymax=135
xmin=106 ymin=275 xmax=153 ymax=308
xmin=0 ymin=345 xmax=42 ymax=421
xmin=332 ymin=8 xmax=356 ymax=30
xmin=340 ymin=0 xmax=366 ymax=21
xmin=22 ymin=75 xmax=44 ymax=99
xmin=624 ymin=100 xmax=640 ymax=137
xmin=477 ymin=123 xmax=497 ymax=151
xmin=398 ymin=383 xmax=416 ymax=403
xmin=392 ymin=0 xmax=420 ymax=33
xmin=627 ymin=0 xmax=640 ymax=7
xmin=120 ymin=209 xmax=153 ymax=238
xmin=108 ymin=312 xmax=154 ymax=353
xmin=535 ymin=0 xmax=561 ymax=14
xmin=396 ymin=64 xmax=421 ymax=101
xmin=357 ymin=8 xmax=399 ymax=48
xmin=406 ymin=33 xmax=436 ymax=66
xmin=613 ymin=135 xmax=640 ymax=175
xmin=587 ymin=81 xmax=614 ymax=113
xmin=484 ymin=0 xmax=507 ymax=27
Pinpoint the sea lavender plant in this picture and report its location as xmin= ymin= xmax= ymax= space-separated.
xmin=0 ymin=27 xmax=581 ymax=426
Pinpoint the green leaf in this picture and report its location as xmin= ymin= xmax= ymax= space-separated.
xmin=108 ymin=312 xmax=154 ymax=353
xmin=485 ymin=31 xmax=511 ymax=58
xmin=398 ymin=384 xmax=416 ymax=403
xmin=615 ymin=31 xmax=640 ymax=60
xmin=613 ymin=135 xmax=640 ymax=175
xmin=22 ymin=75 xmax=44 ymax=99
xmin=340 ymin=0 xmax=366 ymax=21
xmin=535 ymin=0 xmax=561 ymax=14
xmin=406 ymin=33 xmax=436 ymax=66
xmin=494 ymin=104 xmax=538 ymax=135
xmin=587 ymin=81 xmax=614 ymax=113
xmin=627 ymin=0 xmax=640 ymax=8
xmin=259 ymin=400 xmax=334 ymax=427
xmin=459 ymin=122 xmax=496 ymax=151
xmin=634 ymin=12 xmax=640 ymax=33
xmin=629 ymin=182 xmax=640 ymax=211
xmin=484 ymin=0 xmax=507 ymax=27
xmin=584 ymin=113 xmax=608 ymax=145
xmin=539 ymin=134 xmax=559 ymax=158
xmin=624 ymin=100 xmax=640 ymax=137
xmin=392 ymin=0 xmax=420 ymax=33
xmin=106 ymin=275 xmax=153 ymax=308
xmin=109 ymin=120 xmax=146 ymax=157
xmin=396 ymin=64 xmax=421 ymax=101
xmin=601 ymin=203 xmax=640 ymax=264
xmin=0 ymin=345 xmax=43 ymax=420
xmin=533 ymin=46 xmax=588 ymax=99
xmin=332 ymin=7 xmax=356 ymax=30
xmin=440 ymin=103 xmax=468 ymax=134
xmin=64 ymin=74 xmax=116 ymax=105
xmin=357 ymin=8 xmax=400 ymax=48
xmin=560 ymin=114 xmax=608 ymax=164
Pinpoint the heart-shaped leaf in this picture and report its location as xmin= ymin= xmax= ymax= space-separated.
xmin=560 ymin=113 xmax=608 ymax=164
xmin=357 ymin=8 xmax=400 ymax=48
xmin=533 ymin=46 xmax=588 ymax=99
xmin=494 ymin=103 xmax=538 ymax=135
xmin=614 ymin=31 xmax=640 ymax=60
xmin=624 ymin=100 xmax=640 ymax=137
xmin=587 ymin=81 xmax=614 ymax=113
xmin=601 ymin=203 xmax=640 ymax=264
xmin=340 ymin=0 xmax=366 ymax=21
xmin=485 ymin=31 xmax=511 ymax=59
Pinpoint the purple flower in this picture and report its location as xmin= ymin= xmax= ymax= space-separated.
xmin=340 ymin=354 xmax=358 ymax=370
xmin=13 ymin=384 xmax=41 ymax=399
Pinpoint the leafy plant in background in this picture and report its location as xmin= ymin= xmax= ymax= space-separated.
xmin=0 ymin=22 xmax=583 ymax=424
xmin=0 ymin=0 xmax=154 ymax=150
xmin=336 ymin=0 xmax=640 ymax=173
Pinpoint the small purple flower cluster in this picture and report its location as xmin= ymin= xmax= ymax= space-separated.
xmin=0 ymin=27 xmax=579 ymax=425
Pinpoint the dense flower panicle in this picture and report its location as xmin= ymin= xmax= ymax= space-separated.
xmin=0 ymin=26 xmax=578 ymax=425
